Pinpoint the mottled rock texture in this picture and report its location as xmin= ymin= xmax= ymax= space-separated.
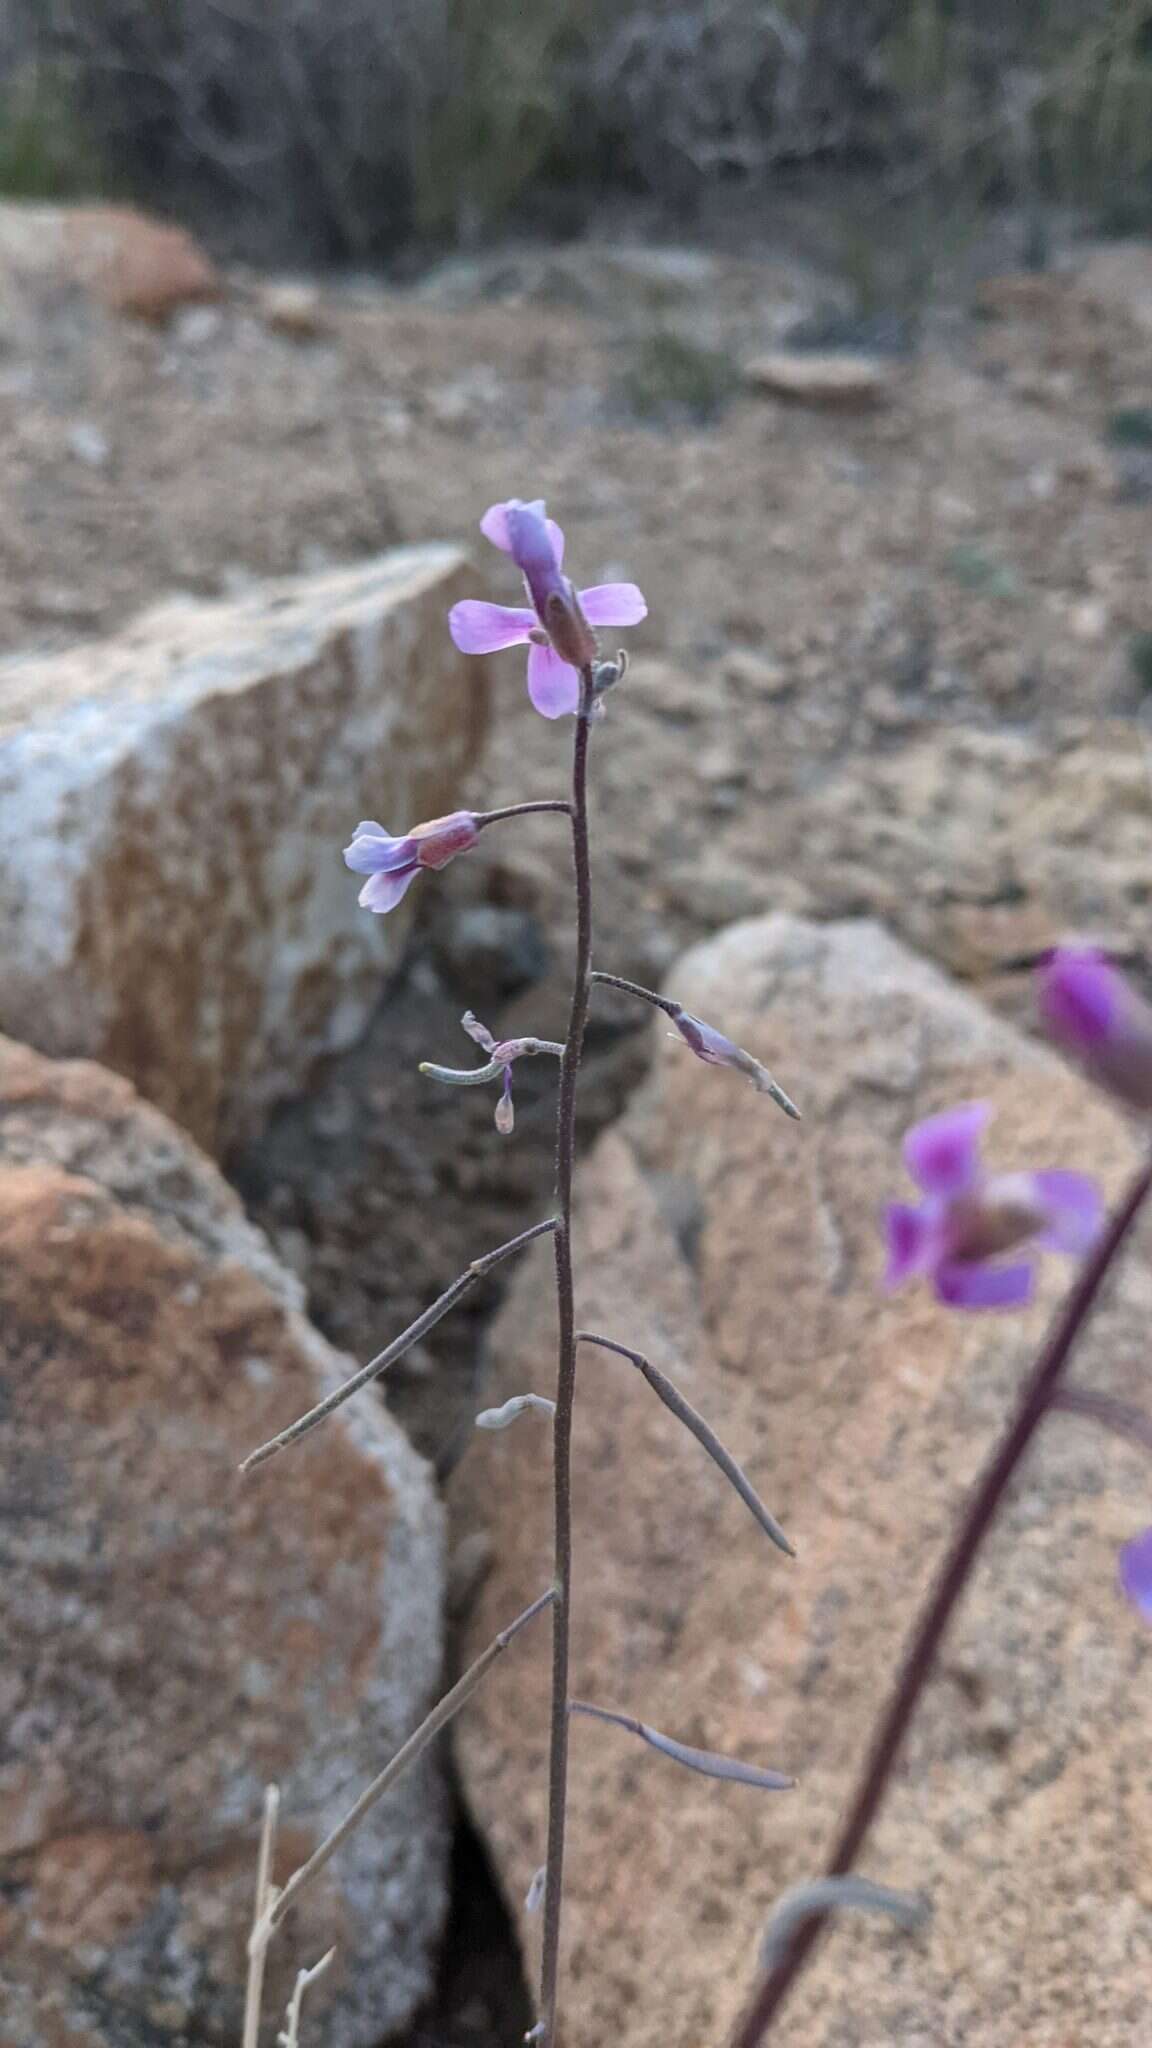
xmin=454 ymin=915 xmax=1152 ymax=2048
xmin=0 ymin=1035 xmax=447 ymax=2047
xmin=0 ymin=547 xmax=487 ymax=1149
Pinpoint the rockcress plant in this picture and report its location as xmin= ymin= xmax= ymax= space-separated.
xmin=239 ymin=501 xmax=1152 ymax=2046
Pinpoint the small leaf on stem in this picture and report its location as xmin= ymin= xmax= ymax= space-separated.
xmin=570 ymin=1701 xmax=793 ymax=1790
xmin=476 ymin=1393 xmax=557 ymax=1431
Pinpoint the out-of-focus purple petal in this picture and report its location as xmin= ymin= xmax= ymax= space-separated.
xmin=358 ymin=866 xmax=418 ymax=914
xmin=547 ymin=520 xmax=564 ymax=565
xmin=1030 ymin=1170 xmax=1105 ymax=1255
xmin=526 ymin=641 xmax=581 ymax=718
xmin=344 ymin=824 xmax=414 ymax=875
xmin=1118 ymin=1527 xmax=1152 ymax=1622
xmin=1037 ymin=948 xmax=1119 ymax=1049
xmin=884 ymin=1202 xmax=935 ymax=1289
xmin=578 ymin=582 xmax=648 ymax=627
xmin=934 ymin=1259 xmax=1034 ymax=1310
xmin=903 ymin=1101 xmax=990 ymax=1199
xmin=449 ymin=600 xmax=536 ymax=654
xmin=1038 ymin=946 xmax=1152 ymax=1115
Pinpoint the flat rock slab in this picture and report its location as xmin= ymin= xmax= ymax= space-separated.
xmin=746 ymin=351 xmax=893 ymax=405
xmin=454 ymin=915 xmax=1152 ymax=2048
xmin=0 ymin=1035 xmax=447 ymax=2046
xmin=0 ymin=547 xmax=487 ymax=1149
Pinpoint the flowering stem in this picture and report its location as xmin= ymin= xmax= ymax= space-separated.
xmin=476 ymin=800 xmax=572 ymax=827
xmin=734 ymin=1153 xmax=1152 ymax=2046
xmin=538 ymin=667 xmax=596 ymax=2045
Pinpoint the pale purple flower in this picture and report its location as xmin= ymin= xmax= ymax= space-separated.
xmin=419 ymin=1012 xmax=564 ymax=1135
xmin=1119 ymin=1527 xmax=1152 ymax=1622
xmin=1037 ymin=946 xmax=1152 ymax=1114
xmin=884 ymin=1101 xmax=1103 ymax=1310
xmin=344 ymin=811 xmax=478 ymax=914
xmin=671 ymin=1009 xmax=800 ymax=1118
xmin=449 ymin=497 xmax=647 ymax=719
xmin=465 ymin=1012 xmax=518 ymax=1134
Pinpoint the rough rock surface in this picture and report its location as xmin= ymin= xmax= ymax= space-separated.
xmin=0 ymin=547 xmax=487 ymax=1150
xmin=0 ymin=1035 xmax=447 ymax=2047
xmin=0 ymin=201 xmax=222 ymax=323
xmin=454 ymin=915 xmax=1152 ymax=2048
xmin=747 ymin=723 xmax=1152 ymax=1011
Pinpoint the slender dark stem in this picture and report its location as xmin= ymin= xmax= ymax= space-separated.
xmin=589 ymin=969 xmax=682 ymax=1019
xmin=538 ymin=669 xmax=596 ymax=2044
xmin=240 ymin=1217 xmax=558 ymax=1472
xmin=476 ymin=800 xmax=572 ymax=827
xmin=734 ymin=1154 xmax=1152 ymax=2046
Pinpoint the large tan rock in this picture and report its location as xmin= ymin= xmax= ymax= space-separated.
xmin=0 ymin=1035 xmax=447 ymax=2046
xmin=0 ymin=201 xmax=222 ymax=323
xmin=0 ymin=547 xmax=488 ymax=1149
xmin=454 ymin=916 xmax=1152 ymax=2048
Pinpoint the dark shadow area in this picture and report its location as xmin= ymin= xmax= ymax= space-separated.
xmin=399 ymin=1810 xmax=533 ymax=2048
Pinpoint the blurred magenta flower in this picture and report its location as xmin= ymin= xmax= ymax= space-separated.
xmin=1037 ymin=946 xmax=1152 ymax=1114
xmin=344 ymin=811 xmax=478 ymax=913
xmin=884 ymin=1101 xmax=1102 ymax=1309
xmin=1119 ymin=1527 xmax=1152 ymax=1622
xmin=449 ymin=497 xmax=647 ymax=719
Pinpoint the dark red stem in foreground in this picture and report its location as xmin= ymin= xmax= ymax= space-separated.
xmin=733 ymin=1154 xmax=1152 ymax=2046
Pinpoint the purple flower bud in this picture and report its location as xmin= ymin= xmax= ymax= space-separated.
xmin=343 ymin=812 xmax=478 ymax=913
xmin=1119 ymin=1526 xmax=1152 ymax=1622
xmin=671 ymin=1010 xmax=800 ymax=1118
xmin=407 ymin=811 xmax=480 ymax=868
xmin=507 ymin=503 xmax=597 ymax=674
xmin=494 ymin=1065 xmax=515 ymax=1136
xmin=1037 ymin=947 xmax=1152 ymax=1114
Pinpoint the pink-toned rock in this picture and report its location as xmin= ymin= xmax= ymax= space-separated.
xmin=0 ymin=200 xmax=222 ymax=324
xmin=0 ymin=1035 xmax=447 ymax=2046
xmin=64 ymin=204 xmax=223 ymax=322
xmin=454 ymin=915 xmax=1152 ymax=2048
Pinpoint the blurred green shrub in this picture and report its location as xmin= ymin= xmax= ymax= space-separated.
xmin=620 ymin=330 xmax=741 ymax=424
xmin=7 ymin=1 xmax=1151 ymax=257
xmin=1108 ymin=407 xmax=1152 ymax=448
xmin=1130 ymin=631 xmax=1152 ymax=692
xmin=945 ymin=542 xmax=1020 ymax=598
xmin=0 ymin=60 xmax=105 ymax=198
